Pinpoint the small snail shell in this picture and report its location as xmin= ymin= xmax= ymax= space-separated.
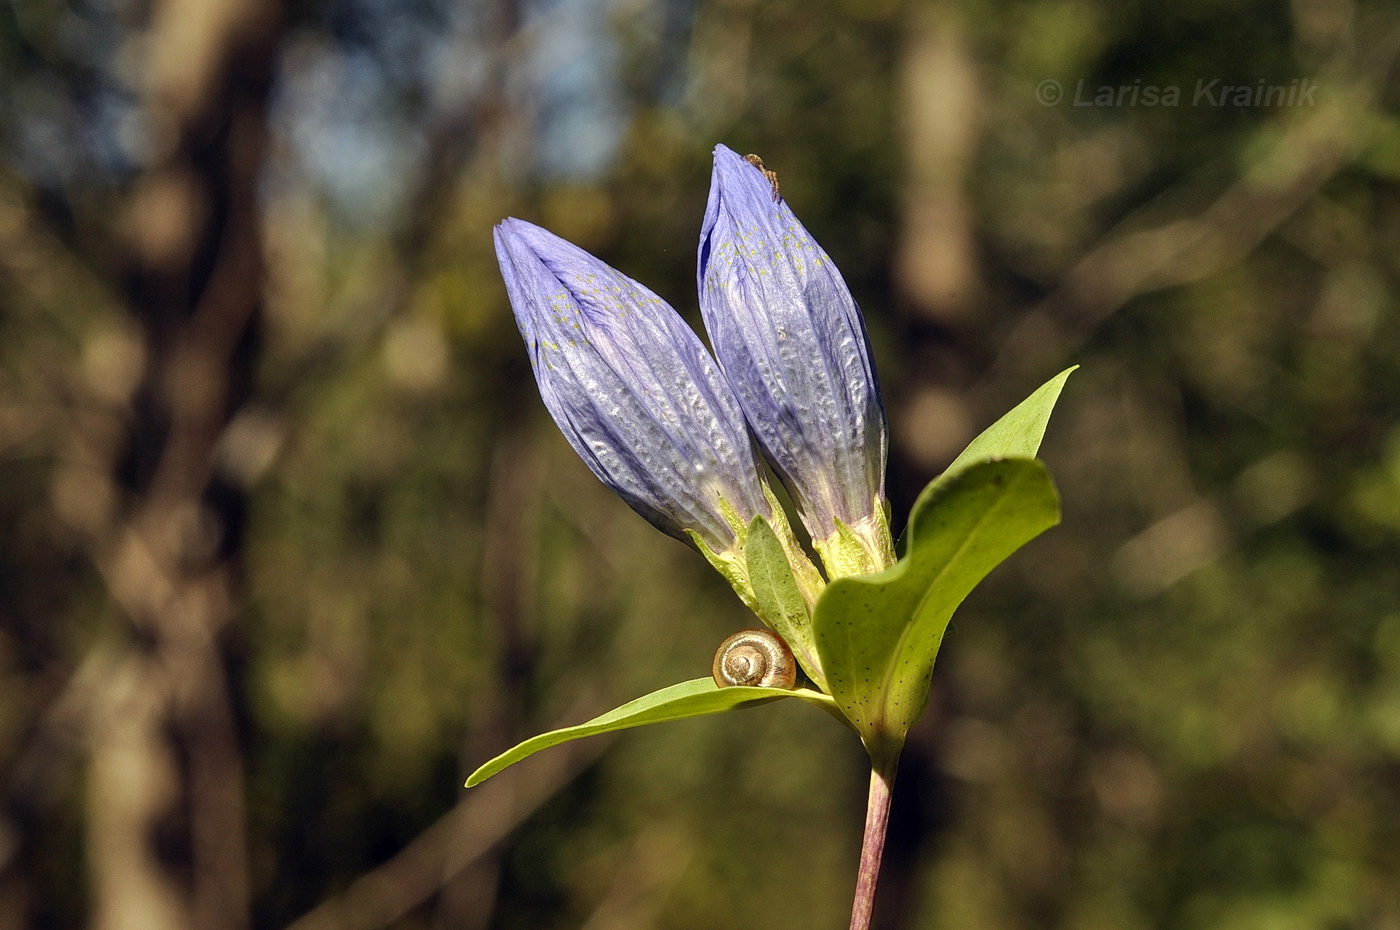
xmin=712 ymin=629 xmax=797 ymax=689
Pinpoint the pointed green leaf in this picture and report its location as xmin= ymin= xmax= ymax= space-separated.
xmin=813 ymin=459 xmax=1060 ymax=753
xmin=745 ymin=516 xmax=824 ymax=689
xmin=938 ymin=367 xmax=1076 ymax=489
xmin=466 ymin=678 xmax=837 ymax=787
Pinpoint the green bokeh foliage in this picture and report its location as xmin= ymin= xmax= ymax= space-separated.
xmin=1 ymin=0 xmax=1399 ymax=926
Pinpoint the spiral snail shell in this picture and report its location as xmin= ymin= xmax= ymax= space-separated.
xmin=712 ymin=629 xmax=798 ymax=689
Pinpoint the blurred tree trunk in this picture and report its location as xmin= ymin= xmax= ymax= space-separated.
xmin=889 ymin=1 xmax=983 ymax=486
xmin=880 ymin=4 xmax=981 ymax=928
xmin=87 ymin=1 xmax=282 ymax=929
xmin=896 ymin=2 xmax=981 ymax=324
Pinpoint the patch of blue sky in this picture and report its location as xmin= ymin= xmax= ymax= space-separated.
xmin=527 ymin=0 xmax=628 ymax=180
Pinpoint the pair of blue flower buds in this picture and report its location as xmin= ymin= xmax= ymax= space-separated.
xmin=495 ymin=145 xmax=895 ymax=683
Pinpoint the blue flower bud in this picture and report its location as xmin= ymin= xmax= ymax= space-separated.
xmin=495 ymin=218 xmax=771 ymax=555
xmin=698 ymin=145 xmax=894 ymax=575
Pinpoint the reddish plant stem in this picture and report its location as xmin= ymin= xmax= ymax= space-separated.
xmin=848 ymin=756 xmax=898 ymax=930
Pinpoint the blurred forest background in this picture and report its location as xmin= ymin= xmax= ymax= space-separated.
xmin=2 ymin=0 xmax=1400 ymax=927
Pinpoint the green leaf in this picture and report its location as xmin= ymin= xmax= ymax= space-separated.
xmin=745 ymin=516 xmax=824 ymax=690
xmin=466 ymin=678 xmax=837 ymax=787
xmin=812 ymin=459 xmax=1060 ymax=755
xmin=938 ymin=366 xmax=1076 ymax=489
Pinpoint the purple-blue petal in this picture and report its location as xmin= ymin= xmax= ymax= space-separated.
xmin=697 ymin=145 xmax=886 ymax=538
xmin=495 ymin=218 xmax=769 ymax=550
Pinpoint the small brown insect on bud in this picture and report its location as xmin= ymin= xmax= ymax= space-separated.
xmin=742 ymin=153 xmax=781 ymax=202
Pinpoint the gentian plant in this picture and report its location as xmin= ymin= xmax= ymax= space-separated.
xmin=473 ymin=144 xmax=1074 ymax=929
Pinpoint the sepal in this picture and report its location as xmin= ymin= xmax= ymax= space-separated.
xmin=813 ymin=506 xmax=896 ymax=579
xmin=744 ymin=516 xmax=826 ymax=690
